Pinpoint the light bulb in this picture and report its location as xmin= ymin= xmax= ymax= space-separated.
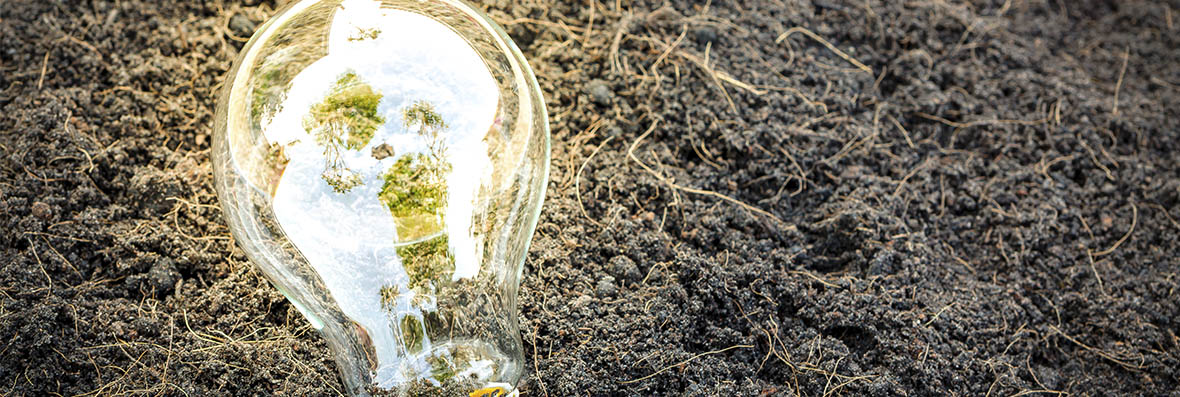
xmin=210 ymin=0 xmax=549 ymax=395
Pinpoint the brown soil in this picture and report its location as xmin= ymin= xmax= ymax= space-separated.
xmin=2 ymin=0 xmax=1178 ymax=395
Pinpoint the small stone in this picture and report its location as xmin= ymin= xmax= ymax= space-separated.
xmin=596 ymin=275 xmax=618 ymax=297
xmin=994 ymin=192 xmax=1017 ymax=205
xmin=955 ymin=196 xmax=977 ymax=212
xmin=509 ymin=24 xmax=537 ymax=50
xmin=30 ymin=201 xmax=51 ymax=220
xmin=587 ymin=80 xmax=613 ymax=106
xmin=608 ymin=255 xmax=641 ymax=281
xmin=868 ymin=249 xmax=896 ymax=276
xmin=692 ymin=26 xmax=717 ymax=45
xmin=229 ymin=14 xmax=256 ymax=38
xmin=605 ymin=126 xmax=623 ymax=138
xmin=571 ymin=295 xmax=592 ymax=310
xmin=371 ymin=143 xmax=395 ymax=160
xmin=147 ymin=258 xmax=180 ymax=294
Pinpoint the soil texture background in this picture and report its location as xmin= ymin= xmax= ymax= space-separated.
xmin=1 ymin=0 xmax=1179 ymax=395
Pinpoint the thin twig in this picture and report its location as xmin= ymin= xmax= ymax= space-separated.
xmin=1112 ymin=47 xmax=1130 ymax=116
xmin=915 ymin=112 xmax=1049 ymax=129
xmin=627 ymin=121 xmax=787 ymax=224
xmin=576 ymin=136 xmax=616 ymax=226
xmin=619 ymin=344 xmax=753 ymax=384
xmin=1092 ymin=202 xmax=1137 ymax=257
xmin=776 ymin=27 xmax=872 ymax=74
xmin=531 ymin=325 xmax=550 ymax=397
xmin=1049 ymin=325 xmax=1144 ymax=369
xmin=37 ymin=51 xmax=51 ymax=89
xmin=887 ymin=115 xmax=917 ymax=149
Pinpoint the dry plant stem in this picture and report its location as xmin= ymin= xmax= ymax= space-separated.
xmin=1113 ymin=46 xmax=1130 ymax=116
xmin=1146 ymin=202 xmax=1180 ymax=230
xmin=581 ymin=0 xmax=594 ymax=48
xmin=678 ymin=42 xmax=738 ymax=112
xmin=576 ymin=135 xmax=616 ymax=226
xmin=627 ymin=121 xmax=787 ymax=225
xmin=1084 ymin=201 xmax=1138 ymax=295
xmin=619 ymin=344 xmax=753 ymax=384
xmin=504 ymin=18 xmax=586 ymax=35
xmin=563 ymin=118 xmax=605 ymax=189
xmin=530 ymin=325 xmax=549 ymax=397
xmin=37 ymin=50 xmax=54 ymax=90
xmin=650 ymin=26 xmax=686 ymax=71
xmin=1079 ymin=139 xmax=1115 ymax=181
xmin=775 ymin=27 xmax=873 ymax=74
xmin=654 ymin=40 xmax=770 ymax=106
xmin=1092 ymin=202 xmax=1137 ymax=257
xmin=914 ymin=112 xmax=1050 ymax=129
xmin=887 ymin=115 xmax=917 ymax=149
xmin=892 ymin=159 xmax=931 ymax=198
xmin=923 ymin=303 xmax=956 ymax=327
xmin=1009 ymin=390 xmax=1068 ymax=397
xmin=1049 ymin=325 xmax=1145 ymax=370
xmin=1167 ymin=5 xmax=1175 ymax=30
xmin=608 ymin=14 xmax=630 ymax=75
xmin=789 ymin=270 xmax=838 ymax=288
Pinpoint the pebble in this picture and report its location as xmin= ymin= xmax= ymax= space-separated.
xmin=605 ymin=126 xmax=623 ymax=138
xmin=147 ymin=258 xmax=180 ymax=294
xmin=693 ymin=26 xmax=717 ymax=45
xmin=570 ymin=295 xmax=592 ymax=310
xmin=596 ymin=275 xmax=618 ymax=297
xmin=230 ymin=14 xmax=256 ymax=38
xmin=31 ymin=201 xmax=51 ymax=220
xmin=608 ymin=255 xmax=641 ymax=281
xmin=587 ymin=80 xmax=613 ymax=105
xmin=868 ymin=249 xmax=896 ymax=276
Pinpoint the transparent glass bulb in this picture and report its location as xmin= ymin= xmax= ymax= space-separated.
xmin=210 ymin=0 xmax=549 ymax=395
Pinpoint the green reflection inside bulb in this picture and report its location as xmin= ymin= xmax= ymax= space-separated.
xmin=213 ymin=0 xmax=549 ymax=394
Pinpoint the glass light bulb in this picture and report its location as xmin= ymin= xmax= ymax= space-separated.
xmin=210 ymin=0 xmax=549 ymax=395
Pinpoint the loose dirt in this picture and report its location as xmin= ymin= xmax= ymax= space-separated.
xmin=1 ymin=0 xmax=1178 ymax=395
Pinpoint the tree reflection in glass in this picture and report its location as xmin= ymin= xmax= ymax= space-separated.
xmin=211 ymin=0 xmax=550 ymax=394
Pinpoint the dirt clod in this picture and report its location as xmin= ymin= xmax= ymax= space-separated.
xmin=229 ymin=13 xmax=256 ymax=37
xmin=147 ymin=258 xmax=180 ymax=295
xmin=595 ymin=275 xmax=618 ymax=297
xmin=29 ymin=202 xmax=51 ymax=220
xmin=608 ymin=255 xmax=641 ymax=281
xmin=586 ymin=80 xmax=614 ymax=106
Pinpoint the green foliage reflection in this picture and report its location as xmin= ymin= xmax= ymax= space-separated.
xmin=379 ymin=101 xmax=451 ymax=241
xmin=303 ymin=71 xmax=386 ymax=193
xmin=396 ymin=235 xmax=454 ymax=292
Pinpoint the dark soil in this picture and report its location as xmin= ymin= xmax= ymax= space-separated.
xmin=2 ymin=0 xmax=1178 ymax=395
